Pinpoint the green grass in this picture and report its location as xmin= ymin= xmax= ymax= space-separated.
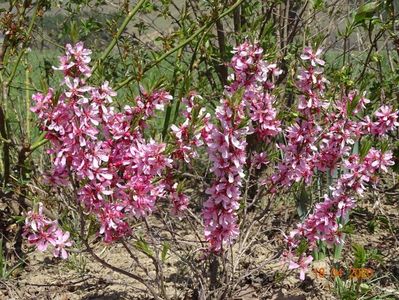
xmin=5 ymin=49 xmax=61 ymax=144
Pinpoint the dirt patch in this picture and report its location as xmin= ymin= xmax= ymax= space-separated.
xmin=1 ymin=197 xmax=398 ymax=299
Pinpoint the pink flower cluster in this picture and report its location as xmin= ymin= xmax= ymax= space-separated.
xmin=313 ymin=90 xmax=372 ymax=172
xmin=169 ymin=184 xmax=189 ymax=216
xmin=203 ymin=42 xmax=282 ymax=252
xmin=280 ymin=47 xmax=398 ymax=280
xmin=284 ymin=149 xmax=394 ymax=279
xmin=168 ymin=93 xmax=211 ymax=215
xmin=53 ymin=42 xmax=92 ymax=78
xmin=134 ymin=86 xmax=173 ymax=128
xmin=362 ymin=105 xmax=399 ymax=135
xmin=23 ymin=203 xmax=72 ymax=259
xmin=29 ymin=41 xmax=398 ymax=264
xmin=271 ymin=48 xmax=327 ymax=186
xmin=31 ymin=42 xmax=173 ymax=243
xmin=272 ymin=47 xmax=398 ymax=188
xmin=171 ymin=92 xmax=207 ymax=164
xmin=251 ymin=151 xmax=268 ymax=169
xmin=203 ymin=98 xmax=248 ymax=252
xmin=229 ymin=41 xmax=281 ymax=140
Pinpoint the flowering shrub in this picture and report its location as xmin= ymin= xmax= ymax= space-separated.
xmin=278 ymin=48 xmax=398 ymax=279
xmin=27 ymin=41 xmax=398 ymax=285
xmin=203 ymin=42 xmax=281 ymax=251
xmin=30 ymin=42 xmax=173 ymax=249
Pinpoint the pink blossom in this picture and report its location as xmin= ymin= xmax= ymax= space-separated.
xmin=135 ymin=87 xmax=172 ymax=120
xmin=251 ymin=152 xmax=268 ymax=169
xmin=53 ymin=231 xmax=73 ymax=259
xmin=64 ymin=77 xmax=91 ymax=98
xmin=31 ymin=42 xmax=174 ymax=246
xmin=24 ymin=203 xmax=72 ymax=259
xmin=31 ymin=89 xmax=54 ymax=121
xmin=369 ymin=105 xmax=399 ymax=135
xmin=97 ymin=81 xmax=117 ymax=103
xmin=288 ymin=255 xmax=313 ymax=281
xmin=171 ymin=190 xmax=189 ymax=215
xmin=300 ymin=47 xmax=325 ymax=66
xmin=283 ymin=149 xmax=395 ymax=279
xmin=54 ymin=42 xmax=92 ymax=77
xmin=24 ymin=202 xmax=51 ymax=231
xmin=27 ymin=225 xmax=57 ymax=252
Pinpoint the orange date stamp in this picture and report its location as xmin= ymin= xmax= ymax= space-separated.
xmin=312 ymin=267 xmax=374 ymax=280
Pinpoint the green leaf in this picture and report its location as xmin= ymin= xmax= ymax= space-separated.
xmin=357 ymin=1 xmax=379 ymax=15
xmin=11 ymin=215 xmax=25 ymax=224
xmin=161 ymin=242 xmax=170 ymax=262
xmin=353 ymin=1 xmax=379 ymax=27
xmin=231 ymin=87 xmax=245 ymax=106
xmin=359 ymin=139 xmax=373 ymax=159
xmin=314 ymin=241 xmax=327 ymax=260
xmin=296 ymin=239 xmax=309 ymax=256
xmin=311 ymin=0 xmax=324 ymax=10
xmin=367 ymin=220 xmax=377 ymax=234
xmin=334 ymin=276 xmax=344 ymax=292
xmin=379 ymin=140 xmax=389 ymax=152
xmin=341 ymin=223 xmax=355 ymax=234
xmin=352 ymin=243 xmax=367 ymax=268
xmin=134 ymin=238 xmax=154 ymax=257
xmin=367 ymin=249 xmax=382 ymax=263
xmin=296 ymin=184 xmax=310 ymax=220
xmin=360 ymin=283 xmax=371 ymax=293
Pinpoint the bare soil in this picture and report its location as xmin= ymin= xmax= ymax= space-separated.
xmin=1 ymin=197 xmax=398 ymax=300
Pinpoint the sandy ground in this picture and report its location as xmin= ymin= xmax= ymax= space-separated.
xmin=1 ymin=197 xmax=398 ymax=300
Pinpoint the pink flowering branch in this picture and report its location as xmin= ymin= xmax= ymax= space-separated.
xmin=283 ymin=149 xmax=395 ymax=279
xmin=280 ymin=47 xmax=399 ymax=280
xmin=23 ymin=202 xmax=72 ymax=259
xmin=31 ymin=42 xmax=174 ymax=244
xmin=202 ymin=42 xmax=282 ymax=252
